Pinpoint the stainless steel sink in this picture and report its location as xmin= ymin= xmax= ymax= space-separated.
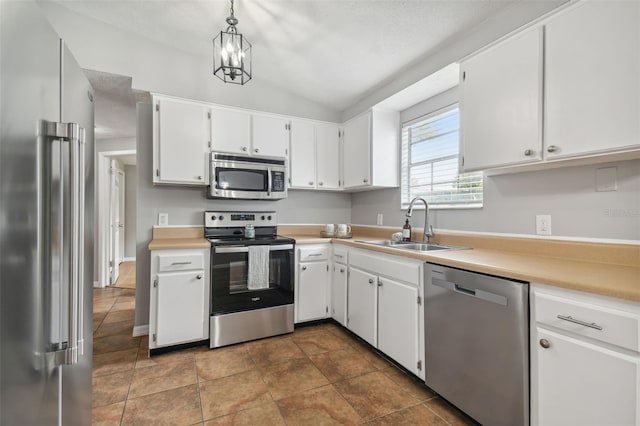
xmin=356 ymin=240 xmax=469 ymax=253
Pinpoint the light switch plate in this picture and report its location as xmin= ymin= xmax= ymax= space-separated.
xmin=158 ymin=213 xmax=169 ymax=226
xmin=596 ymin=167 xmax=617 ymax=192
xmin=536 ymin=215 xmax=551 ymax=236
xmin=377 ymin=213 xmax=383 ymax=226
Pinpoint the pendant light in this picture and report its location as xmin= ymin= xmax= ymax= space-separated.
xmin=213 ymin=0 xmax=252 ymax=85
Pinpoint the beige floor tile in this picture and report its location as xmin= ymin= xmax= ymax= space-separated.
xmin=260 ymin=357 xmax=329 ymax=400
xmin=199 ymin=369 xmax=272 ymax=420
xmin=122 ymin=384 xmax=202 ymax=425
xmin=292 ymin=330 xmax=351 ymax=356
xmin=196 ymin=344 xmax=255 ymax=381
xmin=94 ymin=318 xmax=135 ymax=339
xmin=367 ymin=403 xmax=447 ymax=425
xmin=93 ymin=334 xmax=141 ymax=355
xmin=91 ymin=401 xmax=125 ymax=426
xmin=333 ymin=371 xmax=419 ymax=421
xmin=135 ymin=345 xmax=201 ymax=369
xmin=349 ymin=340 xmax=393 ymax=370
xmin=276 ymin=384 xmax=362 ymax=426
xmin=93 ymin=347 xmax=138 ymax=377
xmin=204 ymin=401 xmax=285 ymax=426
xmin=246 ymin=336 xmax=305 ymax=368
xmin=381 ymin=366 xmax=436 ymax=402
xmin=424 ymin=397 xmax=477 ymax=426
xmin=92 ymin=370 xmax=133 ymax=408
xmin=128 ymin=358 xmax=198 ymax=399
xmin=309 ymin=347 xmax=377 ymax=383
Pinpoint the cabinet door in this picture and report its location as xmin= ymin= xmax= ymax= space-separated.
xmin=460 ymin=28 xmax=543 ymax=171
xmin=377 ymin=278 xmax=420 ymax=375
xmin=534 ymin=328 xmax=639 ymax=426
xmin=347 ymin=267 xmax=377 ymax=346
xmin=252 ymin=115 xmax=289 ymax=158
xmin=154 ymin=97 xmax=210 ymax=185
xmin=297 ymin=261 xmax=329 ymax=322
xmin=316 ymin=123 xmax=341 ymax=189
xmin=211 ymin=107 xmax=251 ymax=155
xmin=343 ymin=113 xmax=371 ymax=188
xmin=156 ymin=270 xmax=207 ymax=347
xmin=289 ymin=120 xmax=316 ymax=188
xmin=331 ymin=264 xmax=347 ymax=326
xmin=544 ymin=2 xmax=640 ymax=159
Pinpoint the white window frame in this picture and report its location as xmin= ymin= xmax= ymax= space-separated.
xmin=401 ymin=104 xmax=483 ymax=210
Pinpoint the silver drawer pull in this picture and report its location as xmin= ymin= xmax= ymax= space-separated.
xmin=171 ymin=261 xmax=192 ymax=265
xmin=557 ymin=315 xmax=602 ymax=331
xmin=307 ymin=253 xmax=322 ymax=257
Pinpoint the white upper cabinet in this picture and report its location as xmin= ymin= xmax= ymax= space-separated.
xmin=544 ymin=1 xmax=640 ymax=160
xmin=342 ymin=109 xmax=399 ymax=189
xmin=289 ymin=120 xmax=316 ymax=188
xmin=252 ymin=114 xmax=289 ymax=158
xmin=315 ymin=123 xmax=341 ymax=189
xmin=153 ymin=96 xmax=212 ymax=185
xmin=460 ymin=28 xmax=543 ymax=171
xmin=210 ymin=107 xmax=251 ymax=155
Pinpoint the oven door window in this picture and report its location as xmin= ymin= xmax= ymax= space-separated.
xmin=215 ymin=168 xmax=268 ymax=191
xmin=211 ymin=247 xmax=293 ymax=315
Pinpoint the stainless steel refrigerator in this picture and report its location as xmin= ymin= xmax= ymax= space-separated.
xmin=1 ymin=1 xmax=94 ymax=424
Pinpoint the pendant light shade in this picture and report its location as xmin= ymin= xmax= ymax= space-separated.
xmin=213 ymin=0 xmax=252 ymax=85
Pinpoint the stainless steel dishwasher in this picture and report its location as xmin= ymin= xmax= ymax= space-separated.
xmin=424 ymin=263 xmax=529 ymax=426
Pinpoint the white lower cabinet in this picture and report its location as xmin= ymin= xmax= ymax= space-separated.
xmin=347 ymin=267 xmax=377 ymax=346
xmin=347 ymin=249 xmax=424 ymax=377
xmin=331 ymin=247 xmax=348 ymax=326
xmin=531 ymin=283 xmax=640 ymax=426
xmin=149 ymin=249 xmax=209 ymax=349
xmin=295 ymin=245 xmax=330 ymax=323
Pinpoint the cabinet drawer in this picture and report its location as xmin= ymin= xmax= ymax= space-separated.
xmin=333 ymin=246 xmax=348 ymax=264
xmin=298 ymin=246 xmax=329 ymax=262
xmin=350 ymin=250 xmax=421 ymax=285
xmin=158 ymin=253 xmax=205 ymax=272
xmin=535 ymin=292 xmax=639 ymax=352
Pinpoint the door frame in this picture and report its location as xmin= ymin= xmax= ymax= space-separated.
xmin=97 ymin=149 xmax=135 ymax=287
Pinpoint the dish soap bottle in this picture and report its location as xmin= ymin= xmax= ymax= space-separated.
xmin=402 ymin=219 xmax=411 ymax=242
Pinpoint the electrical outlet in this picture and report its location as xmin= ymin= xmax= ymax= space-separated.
xmin=158 ymin=213 xmax=169 ymax=226
xmin=536 ymin=215 xmax=551 ymax=236
xmin=377 ymin=213 xmax=383 ymax=226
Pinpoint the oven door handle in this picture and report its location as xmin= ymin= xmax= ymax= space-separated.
xmin=215 ymin=244 xmax=294 ymax=254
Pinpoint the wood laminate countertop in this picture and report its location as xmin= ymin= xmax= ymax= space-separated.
xmin=287 ymin=230 xmax=639 ymax=303
xmin=148 ymin=226 xmax=210 ymax=250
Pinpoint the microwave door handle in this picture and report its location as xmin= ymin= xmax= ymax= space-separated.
xmin=267 ymin=167 xmax=272 ymax=197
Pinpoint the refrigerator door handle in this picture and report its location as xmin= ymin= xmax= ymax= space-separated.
xmin=44 ymin=121 xmax=83 ymax=366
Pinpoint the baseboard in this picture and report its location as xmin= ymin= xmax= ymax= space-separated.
xmin=133 ymin=325 xmax=149 ymax=337
xmin=93 ymin=281 xmax=102 ymax=288
xmin=123 ymin=257 xmax=136 ymax=262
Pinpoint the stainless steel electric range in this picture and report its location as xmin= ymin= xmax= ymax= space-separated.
xmin=205 ymin=211 xmax=295 ymax=348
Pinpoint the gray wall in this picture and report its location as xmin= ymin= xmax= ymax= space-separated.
xmin=135 ymin=103 xmax=350 ymax=327
xmin=351 ymin=159 xmax=640 ymax=241
xmin=124 ymin=165 xmax=136 ymax=259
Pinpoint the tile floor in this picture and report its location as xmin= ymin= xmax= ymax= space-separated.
xmin=92 ymin=287 xmax=476 ymax=425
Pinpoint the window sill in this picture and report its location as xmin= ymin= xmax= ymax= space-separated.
xmin=400 ymin=203 xmax=483 ymax=211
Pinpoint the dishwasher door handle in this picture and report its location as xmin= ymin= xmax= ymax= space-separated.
xmin=454 ymin=284 xmax=476 ymax=296
xmin=433 ymin=278 xmax=508 ymax=306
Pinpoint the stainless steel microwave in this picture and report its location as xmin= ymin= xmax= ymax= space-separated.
xmin=208 ymin=152 xmax=287 ymax=200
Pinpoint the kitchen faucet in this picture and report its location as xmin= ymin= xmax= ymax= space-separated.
xmin=406 ymin=197 xmax=433 ymax=243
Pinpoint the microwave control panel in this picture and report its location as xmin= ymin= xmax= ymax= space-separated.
xmin=272 ymin=171 xmax=285 ymax=192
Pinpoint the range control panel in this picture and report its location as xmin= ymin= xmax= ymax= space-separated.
xmin=204 ymin=211 xmax=277 ymax=228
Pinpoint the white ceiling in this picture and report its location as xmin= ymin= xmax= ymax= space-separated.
xmin=52 ymin=0 xmax=519 ymax=113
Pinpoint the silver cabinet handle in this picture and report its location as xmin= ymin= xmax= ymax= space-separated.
xmin=318 ymin=182 xmax=323 ymax=186
xmin=197 ymin=176 xmax=203 ymax=180
xmin=557 ymin=315 xmax=602 ymax=331
xmin=368 ymin=278 xmax=374 ymax=284
xmin=363 ymin=178 xmax=368 ymax=183
xmin=196 ymin=274 xmax=203 ymax=279
xmin=340 ymin=268 xmax=345 ymax=273
xmin=309 ymin=181 xmax=314 ymax=186
xmin=241 ymin=146 xmax=247 ymax=152
xmin=171 ymin=261 xmax=192 ymax=265
xmin=539 ymin=339 xmax=551 ymax=349
xmin=302 ymin=266 xmax=307 ymax=271
xmin=377 ymin=279 xmax=383 ymax=287
xmin=307 ymin=253 xmax=322 ymax=257
xmin=254 ymin=148 xmax=260 ymax=153
xmin=547 ymin=145 xmax=559 ymax=153
xmin=524 ymin=149 xmax=534 ymax=156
